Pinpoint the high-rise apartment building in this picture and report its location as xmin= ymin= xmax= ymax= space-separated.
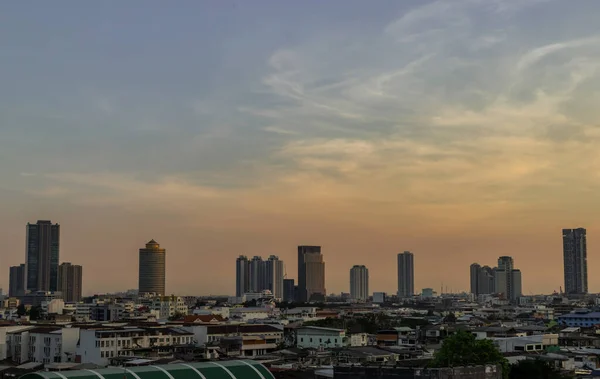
xmin=283 ymin=279 xmax=295 ymax=302
xmin=350 ymin=265 xmax=369 ymax=301
xmin=9 ymin=264 xmax=26 ymax=297
xmin=470 ymin=263 xmax=495 ymax=296
xmin=265 ymin=255 xmax=284 ymax=300
xmin=397 ymin=251 xmax=414 ymax=298
xmin=58 ymin=262 xmax=83 ymax=302
xmin=494 ymin=256 xmax=522 ymax=301
xmin=25 ymin=220 xmax=60 ymax=292
xmin=235 ymin=255 xmax=284 ymax=300
xmin=235 ymin=255 xmax=250 ymax=297
xmin=563 ymin=228 xmax=588 ymax=294
xmin=138 ymin=240 xmax=166 ymax=296
xmin=297 ymin=246 xmax=326 ymax=302
xmin=249 ymin=256 xmax=265 ymax=292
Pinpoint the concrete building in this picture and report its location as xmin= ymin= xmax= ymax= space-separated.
xmin=236 ymin=255 xmax=250 ymax=297
xmin=4 ymin=326 xmax=80 ymax=364
xmin=373 ymin=292 xmax=386 ymax=304
xmin=283 ymin=278 xmax=295 ymax=302
xmin=184 ymin=324 xmax=283 ymax=358
xmin=9 ymin=264 xmax=25 ymax=297
xmin=25 ymin=220 xmax=60 ymax=292
xmin=138 ymin=240 xmax=166 ymax=296
xmin=494 ymin=256 xmax=522 ymax=301
xmin=296 ymin=326 xmax=346 ymax=349
xmin=76 ymin=326 xmax=193 ymax=365
xmin=150 ymin=295 xmax=189 ymax=319
xmin=397 ymin=251 xmax=414 ymax=298
xmin=249 ymin=256 xmax=265 ymax=293
xmin=350 ymin=265 xmax=369 ymax=301
xmin=57 ymin=262 xmax=82 ymax=302
xmin=563 ymin=228 xmax=588 ymax=294
xmin=470 ymin=263 xmax=496 ymax=296
xmin=265 ymin=255 xmax=284 ymax=300
xmin=297 ymin=246 xmax=326 ymax=302
xmin=236 ymin=255 xmax=284 ymax=300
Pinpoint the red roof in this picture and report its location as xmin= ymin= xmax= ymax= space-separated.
xmin=182 ymin=314 xmax=225 ymax=323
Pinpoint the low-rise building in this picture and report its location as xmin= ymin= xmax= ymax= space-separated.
xmin=229 ymin=307 xmax=271 ymax=322
xmin=76 ymin=326 xmax=194 ymax=365
xmin=150 ymin=296 xmax=189 ymax=320
xmin=5 ymin=326 xmax=80 ymax=364
xmin=296 ymin=326 xmax=346 ymax=349
xmin=558 ymin=311 xmax=600 ymax=327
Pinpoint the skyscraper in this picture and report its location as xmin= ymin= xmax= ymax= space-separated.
xmin=235 ymin=255 xmax=250 ymax=297
xmin=494 ymin=256 xmax=522 ymax=301
xmin=138 ymin=240 xmax=166 ymax=296
xmin=397 ymin=251 xmax=414 ymax=298
xmin=25 ymin=220 xmax=60 ymax=292
xmin=57 ymin=262 xmax=83 ymax=302
xmin=265 ymin=255 xmax=284 ymax=300
xmin=297 ymin=246 xmax=326 ymax=302
xmin=249 ymin=256 xmax=265 ymax=292
xmin=283 ymin=278 xmax=295 ymax=302
xmin=9 ymin=264 xmax=25 ymax=297
xmin=470 ymin=263 xmax=495 ymax=296
xmin=350 ymin=265 xmax=369 ymax=301
xmin=470 ymin=263 xmax=481 ymax=295
xmin=236 ymin=255 xmax=285 ymax=300
xmin=563 ymin=228 xmax=588 ymax=294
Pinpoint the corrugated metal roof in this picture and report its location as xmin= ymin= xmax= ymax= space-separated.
xmin=18 ymin=361 xmax=274 ymax=379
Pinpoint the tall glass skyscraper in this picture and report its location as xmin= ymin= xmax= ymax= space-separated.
xmin=563 ymin=228 xmax=587 ymax=294
xmin=26 ymin=220 xmax=60 ymax=292
xmin=297 ymin=246 xmax=326 ymax=302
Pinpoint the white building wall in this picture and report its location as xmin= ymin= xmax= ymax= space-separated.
xmin=296 ymin=328 xmax=346 ymax=349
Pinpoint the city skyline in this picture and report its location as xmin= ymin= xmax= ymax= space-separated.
xmin=2 ymin=1 xmax=600 ymax=295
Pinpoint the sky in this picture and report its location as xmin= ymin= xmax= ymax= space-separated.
xmin=1 ymin=0 xmax=600 ymax=296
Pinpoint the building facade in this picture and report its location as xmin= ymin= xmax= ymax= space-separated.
xmin=297 ymin=246 xmax=326 ymax=302
xmin=25 ymin=220 xmax=60 ymax=292
xmin=494 ymin=256 xmax=522 ymax=301
xmin=397 ymin=251 xmax=414 ymax=298
xmin=264 ymin=255 xmax=284 ymax=300
xmin=236 ymin=255 xmax=284 ymax=300
xmin=236 ymin=255 xmax=250 ymax=297
xmin=9 ymin=264 xmax=25 ymax=297
xmin=57 ymin=263 xmax=83 ymax=302
xmin=138 ymin=240 xmax=166 ymax=296
xmin=350 ymin=265 xmax=369 ymax=301
xmin=470 ymin=263 xmax=495 ymax=296
xmin=296 ymin=326 xmax=346 ymax=349
xmin=283 ymin=278 xmax=295 ymax=302
xmin=563 ymin=228 xmax=587 ymax=294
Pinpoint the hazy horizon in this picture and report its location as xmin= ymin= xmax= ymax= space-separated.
xmin=2 ymin=0 xmax=600 ymax=296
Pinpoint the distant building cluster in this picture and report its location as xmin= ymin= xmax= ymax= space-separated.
xmin=235 ymin=255 xmax=284 ymax=301
xmin=8 ymin=220 xmax=83 ymax=304
xmin=470 ymin=256 xmax=522 ymax=301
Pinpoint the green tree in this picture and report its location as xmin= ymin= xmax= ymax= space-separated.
xmin=17 ymin=304 xmax=26 ymax=316
xmin=443 ymin=312 xmax=457 ymax=323
xmin=431 ymin=330 xmax=509 ymax=379
xmin=509 ymin=359 xmax=572 ymax=379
